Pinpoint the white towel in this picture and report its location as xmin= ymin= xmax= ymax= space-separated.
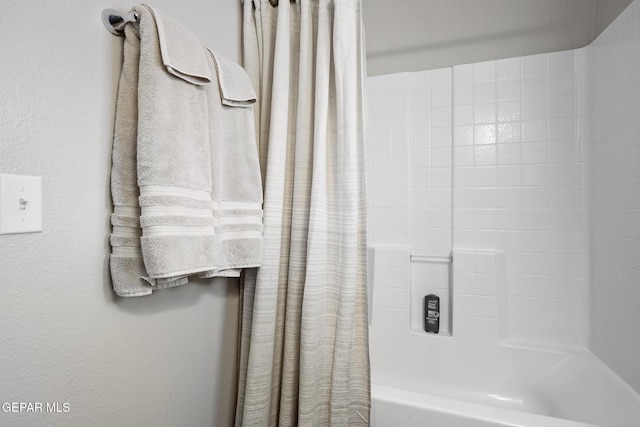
xmin=109 ymin=4 xmax=263 ymax=296
xmin=199 ymin=51 xmax=263 ymax=279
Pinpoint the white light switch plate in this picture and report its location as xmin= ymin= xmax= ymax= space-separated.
xmin=0 ymin=174 xmax=42 ymax=234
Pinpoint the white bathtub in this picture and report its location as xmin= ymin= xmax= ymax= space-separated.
xmin=371 ymin=343 xmax=640 ymax=427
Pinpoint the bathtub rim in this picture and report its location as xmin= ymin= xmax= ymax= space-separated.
xmin=371 ymin=340 xmax=640 ymax=427
xmin=371 ymin=383 xmax=599 ymax=427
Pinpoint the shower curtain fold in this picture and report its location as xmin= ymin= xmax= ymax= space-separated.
xmin=236 ymin=0 xmax=369 ymax=425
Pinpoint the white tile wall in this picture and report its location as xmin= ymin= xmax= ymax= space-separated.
xmin=452 ymin=250 xmax=507 ymax=342
xmin=368 ymin=54 xmax=588 ymax=347
xmin=587 ymin=0 xmax=640 ymax=392
xmin=452 ymin=53 xmax=589 ymax=347
xmin=367 ymin=69 xmax=452 ymax=251
xmin=410 ymin=255 xmax=451 ymax=334
xmin=369 ymin=247 xmax=411 ymax=346
xmin=370 ymin=247 xmax=510 ymax=340
xmin=410 ymin=69 xmax=453 ymax=252
xmin=367 ymin=68 xmax=453 ymax=341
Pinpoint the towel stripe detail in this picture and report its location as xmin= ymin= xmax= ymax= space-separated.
xmin=142 ymin=225 xmax=216 ymax=237
xmin=112 ymin=225 xmax=142 ymax=237
xmin=114 ymin=206 xmax=141 ymax=217
xmin=140 ymin=185 xmax=212 ymax=201
xmin=217 ymin=230 xmax=263 ymax=240
xmin=211 ymin=201 xmax=263 ymax=211
xmin=142 ymin=205 xmax=214 ymax=218
xmin=218 ymin=216 xmax=264 ymax=226
xmin=112 ymin=246 xmax=143 ymax=257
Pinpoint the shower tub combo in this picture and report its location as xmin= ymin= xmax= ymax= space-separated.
xmin=368 ymin=247 xmax=640 ymax=427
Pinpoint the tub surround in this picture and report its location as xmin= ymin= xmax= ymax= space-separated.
xmin=366 ymin=0 xmax=640 ymax=418
xmin=367 ymin=48 xmax=588 ymax=349
xmin=587 ymin=0 xmax=640 ymax=392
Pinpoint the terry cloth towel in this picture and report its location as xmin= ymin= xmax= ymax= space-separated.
xmin=109 ymin=4 xmax=263 ymax=297
xmin=198 ymin=50 xmax=264 ymax=279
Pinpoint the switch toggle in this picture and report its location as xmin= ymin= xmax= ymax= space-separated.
xmin=0 ymin=174 xmax=42 ymax=235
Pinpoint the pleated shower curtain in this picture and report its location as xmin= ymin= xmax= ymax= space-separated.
xmin=236 ymin=0 xmax=369 ymax=425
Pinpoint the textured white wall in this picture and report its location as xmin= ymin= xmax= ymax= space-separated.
xmin=0 ymin=1 xmax=241 ymax=426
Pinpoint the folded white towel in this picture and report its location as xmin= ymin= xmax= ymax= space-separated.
xmin=152 ymin=7 xmax=211 ymax=85
xmin=109 ymin=4 xmax=263 ymax=296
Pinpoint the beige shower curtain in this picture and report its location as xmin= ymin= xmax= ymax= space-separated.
xmin=236 ymin=0 xmax=369 ymax=425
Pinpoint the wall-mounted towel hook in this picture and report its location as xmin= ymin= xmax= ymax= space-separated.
xmin=101 ymin=9 xmax=138 ymax=36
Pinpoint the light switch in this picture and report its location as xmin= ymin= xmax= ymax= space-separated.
xmin=0 ymin=174 xmax=42 ymax=235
